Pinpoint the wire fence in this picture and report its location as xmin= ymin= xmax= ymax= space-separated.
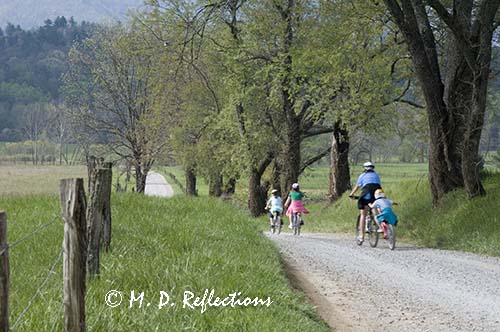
xmin=1 ymin=173 xmax=112 ymax=332
xmin=10 ymin=249 xmax=63 ymax=330
xmin=0 ymin=213 xmax=62 ymax=331
xmin=7 ymin=215 xmax=59 ymax=250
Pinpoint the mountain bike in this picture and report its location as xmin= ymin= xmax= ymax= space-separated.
xmin=270 ymin=211 xmax=282 ymax=234
xmin=291 ymin=212 xmax=303 ymax=236
xmin=350 ymin=196 xmax=378 ymax=247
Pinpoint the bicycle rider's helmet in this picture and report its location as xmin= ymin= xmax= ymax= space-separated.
xmin=363 ymin=161 xmax=375 ymax=171
xmin=292 ymin=183 xmax=300 ymax=190
xmin=374 ymin=189 xmax=385 ymax=199
xmin=271 ymin=189 xmax=279 ymax=194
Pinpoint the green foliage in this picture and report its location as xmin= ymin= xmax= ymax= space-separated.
xmin=0 ymin=193 xmax=328 ymax=331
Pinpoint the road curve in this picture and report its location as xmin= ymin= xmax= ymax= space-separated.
xmin=266 ymin=232 xmax=500 ymax=332
xmin=145 ymin=171 xmax=174 ymax=198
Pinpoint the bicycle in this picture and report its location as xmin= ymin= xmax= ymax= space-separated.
xmin=291 ymin=212 xmax=303 ymax=236
xmin=379 ymin=218 xmax=396 ymax=250
xmin=270 ymin=211 xmax=282 ymax=234
xmin=350 ymin=195 xmax=378 ymax=247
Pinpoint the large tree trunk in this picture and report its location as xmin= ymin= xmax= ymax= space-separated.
xmin=185 ymin=166 xmax=197 ymax=196
xmin=459 ymin=21 xmax=493 ymax=198
xmin=282 ymin=117 xmax=301 ymax=193
xmin=271 ymin=159 xmax=283 ymax=195
xmin=328 ymin=121 xmax=351 ymax=202
xmin=248 ymin=154 xmax=274 ymax=217
xmin=209 ymin=173 xmax=223 ymax=197
xmin=383 ymin=0 xmax=497 ymax=205
xmin=223 ymin=178 xmax=236 ymax=196
xmin=135 ymin=166 xmax=148 ymax=193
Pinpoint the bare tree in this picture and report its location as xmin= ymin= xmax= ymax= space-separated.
xmin=21 ymin=103 xmax=50 ymax=165
xmin=64 ymin=25 xmax=170 ymax=192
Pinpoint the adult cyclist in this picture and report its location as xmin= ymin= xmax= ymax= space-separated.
xmin=349 ymin=161 xmax=381 ymax=244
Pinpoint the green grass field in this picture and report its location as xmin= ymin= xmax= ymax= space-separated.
xmin=0 ymin=167 xmax=328 ymax=331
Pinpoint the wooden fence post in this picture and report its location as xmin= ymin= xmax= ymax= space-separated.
xmin=0 ymin=211 xmax=9 ymax=332
xmin=100 ymin=162 xmax=112 ymax=252
xmin=87 ymin=161 xmax=112 ymax=276
xmin=60 ymin=179 xmax=87 ymax=332
xmin=86 ymin=166 xmax=104 ymax=278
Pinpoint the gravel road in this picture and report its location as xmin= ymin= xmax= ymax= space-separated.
xmin=266 ymin=232 xmax=500 ymax=332
xmin=145 ymin=171 xmax=174 ymax=198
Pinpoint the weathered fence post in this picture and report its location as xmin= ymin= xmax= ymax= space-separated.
xmin=100 ymin=162 xmax=112 ymax=252
xmin=86 ymin=165 xmax=104 ymax=278
xmin=60 ymin=179 xmax=87 ymax=332
xmin=0 ymin=211 xmax=9 ymax=332
xmin=87 ymin=160 xmax=113 ymax=277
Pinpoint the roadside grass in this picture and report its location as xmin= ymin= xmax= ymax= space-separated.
xmin=0 ymin=193 xmax=328 ymax=331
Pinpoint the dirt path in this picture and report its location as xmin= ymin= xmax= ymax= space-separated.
xmin=266 ymin=232 xmax=500 ymax=332
xmin=144 ymin=171 xmax=174 ymax=198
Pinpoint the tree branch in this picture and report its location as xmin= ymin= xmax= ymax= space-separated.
xmin=299 ymin=147 xmax=331 ymax=174
xmin=396 ymin=99 xmax=425 ymax=108
xmin=302 ymin=126 xmax=334 ymax=139
xmin=257 ymin=151 xmax=275 ymax=175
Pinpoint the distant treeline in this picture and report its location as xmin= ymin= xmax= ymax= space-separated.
xmin=0 ymin=17 xmax=94 ymax=141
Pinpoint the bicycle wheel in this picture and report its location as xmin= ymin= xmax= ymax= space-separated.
xmin=292 ymin=214 xmax=299 ymax=236
xmin=367 ymin=214 xmax=379 ymax=248
xmin=355 ymin=215 xmax=363 ymax=245
xmin=297 ymin=215 xmax=301 ymax=236
xmin=277 ymin=216 xmax=282 ymax=235
xmin=386 ymin=224 xmax=396 ymax=250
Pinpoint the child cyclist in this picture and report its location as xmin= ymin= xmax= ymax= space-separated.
xmin=265 ymin=189 xmax=283 ymax=227
xmin=369 ymin=189 xmax=398 ymax=238
xmin=284 ymin=183 xmax=309 ymax=229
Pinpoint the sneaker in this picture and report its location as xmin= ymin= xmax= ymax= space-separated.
xmin=377 ymin=229 xmax=384 ymax=233
xmin=288 ymin=224 xmax=292 ymax=229
xmin=357 ymin=235 xmax=364 ymax=243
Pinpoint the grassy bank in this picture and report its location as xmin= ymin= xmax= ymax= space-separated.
xmin=0 ymin=193 xmax=328 ymax=331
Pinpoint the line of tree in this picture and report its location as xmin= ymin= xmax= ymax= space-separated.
xmin=59 ymin=0 xmax=499 ymax=211
xmin=131 ymin=0 xmax=420 ymax=213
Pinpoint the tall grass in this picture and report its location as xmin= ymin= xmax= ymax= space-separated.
xmin=0 ymin=194 xmax=328 ymax=331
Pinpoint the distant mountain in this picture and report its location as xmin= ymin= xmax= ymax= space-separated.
xmin=0 ymin=0 xmax=145 ymax=29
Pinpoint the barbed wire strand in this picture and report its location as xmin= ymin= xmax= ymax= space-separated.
xmin=8 ymin=215 xmax=60 ymax=250
xmin=10 ymin=249 xmax=64 ymax=331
